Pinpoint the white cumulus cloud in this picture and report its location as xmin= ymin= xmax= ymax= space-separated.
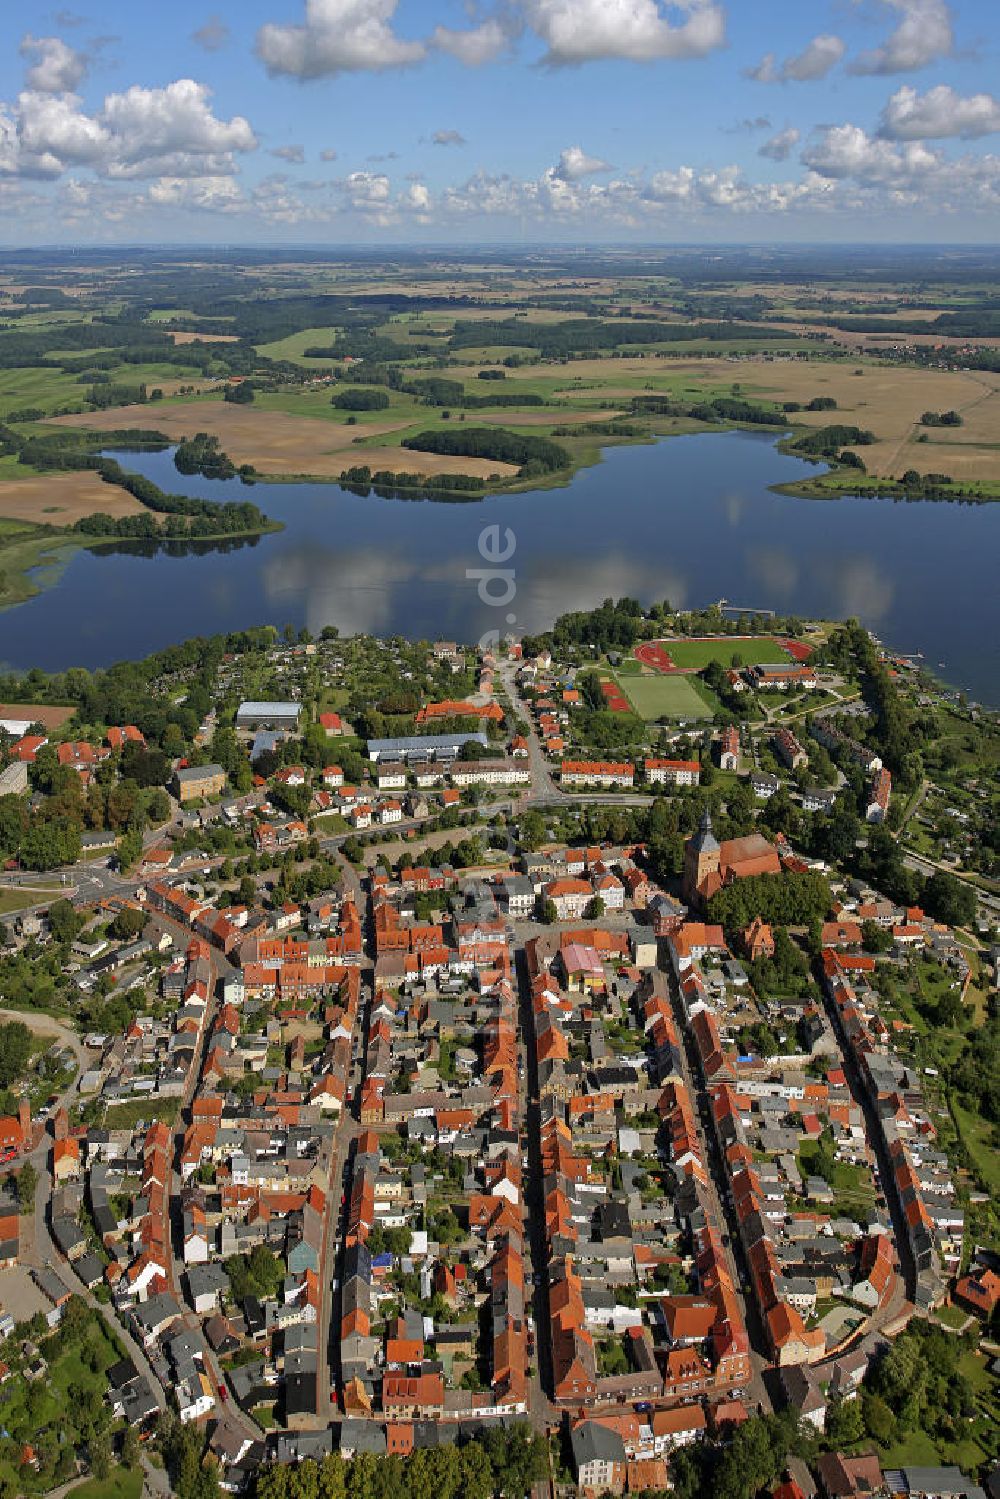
xmin=878 ymin=84 xmax=1000 ymax=140
xmin=849 ymin=0 xmax=953 ymax=75
xmin=553 ymin=145 xmax=611 ymax=181
xmin=100 ymin=80 xmax=257 ymax=176
xmin=523 ymin=0 xmax=725 ymax=65
xmin=256 ymin=0 xmax=425 ymax=80
xmin=802 ymin=122 xmax=935 ymax=180
xmin=19 ymin=35 xmax=88 ymax=94
xmin=0 ymin=77 xmax=257 ymax=181
xmin=10 ymin=93 xmax=109 ymax=177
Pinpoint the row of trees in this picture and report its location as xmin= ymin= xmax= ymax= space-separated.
xmin=448 ymin=315 xmax=800 ymax=358
xmin=340 ymin=465 xmax=486 ymax=494
xmin=252 ymin=1424 xmax=548 ymax=1499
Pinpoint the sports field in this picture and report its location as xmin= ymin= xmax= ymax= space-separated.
xmin=639 ymin=636 xmax=793 ymax=671
xmin=616 ymin=672 xmax=715 ymax=721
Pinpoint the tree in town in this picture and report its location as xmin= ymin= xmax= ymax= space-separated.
xmin=47 ymin=898 xmax=85 ymax=945
xmin=0 ymin=1020 xmax=32 ymax=1087
xmin=109 ymin=906 xmax=147 ymax=941
xmin=17 ymin=1160 xmax=39 ymax=1212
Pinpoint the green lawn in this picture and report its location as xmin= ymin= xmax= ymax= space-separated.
xmin=798 ymin=1140 xmax=876 ymax=1216
xmin=615 ymin=671 xmax=715 ymax=721
xmin=952 ymin=1099 xmax=1000 ymax=1192
xmin=69 ymin=1468 xmax=142 ymax=1499
xmin=878 ymin=1430 xmax=949 ymax=1467
xmin=0 ymin=886 xmax=65 ymax=914
xmin=103 ymin=1098 xmax=179 ymax=1130
xmin=650 ymin=635 xmax=791 ymax=669
xmin=933 ymin=1302 xmax=971 ymax=1330
xmin=312 ymin=812 xmax=350 ymax=835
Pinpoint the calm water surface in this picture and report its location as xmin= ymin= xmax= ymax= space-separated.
xmin=1 ymin=432 xmax=998 ymax=703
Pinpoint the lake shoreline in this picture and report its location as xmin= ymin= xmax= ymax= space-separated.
xmin=1 ymin=431 xmax=997 ymax=706
xmin=0 ymin=516 xmax=284 ymax=615
xmin=242 ymin=415 xmax=1000 ymax=505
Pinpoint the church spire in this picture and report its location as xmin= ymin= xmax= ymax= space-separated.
xmin=690 ymin=806 xmax=719 ymax=854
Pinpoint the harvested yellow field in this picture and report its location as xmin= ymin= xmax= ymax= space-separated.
xmin=0 ymin=471 xmax=145 ymax=524
xmin=848 ymin=436 xmax=1000 ymax=482
xmin=445 ymin=356 xmax=665 ymax=384
xmin=45 ymin=353 xmax=1000 ymax=484
xmin=51 ymin=400 xmax=517 ymax=479
xmin=724 ymin=360 xmax=1000 ymax=479
xmin=169 ymin=330 xmax=239 ymax=345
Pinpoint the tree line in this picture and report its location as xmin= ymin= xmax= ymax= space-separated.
xmin=448 ymin=316 xmax=801 ymax=358
xmin=401 ymin=426 xmax=569 ymax=477
xmin=251 ymin=1422 xmax=548 ymax=1499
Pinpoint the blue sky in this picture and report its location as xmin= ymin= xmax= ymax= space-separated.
xmin=0 ymin=0 xmax=997 ymax=242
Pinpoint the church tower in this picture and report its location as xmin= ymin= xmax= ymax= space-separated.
xmin=683 ymin=807 xmax=721 ymax=906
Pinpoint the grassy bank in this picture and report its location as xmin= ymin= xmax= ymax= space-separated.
xmin=0 ymin=520 xmax=83 ymax=609
xmin=771 ymin=463 xmax=1000 ymax=504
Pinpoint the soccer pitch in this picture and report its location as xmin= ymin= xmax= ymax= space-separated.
xmin=616 ymin=673 xmax=715 ymax=721
xmin=656 ymin=636 xmax=789 ymax=670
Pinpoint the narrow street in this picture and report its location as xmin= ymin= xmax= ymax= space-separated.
xmin=512 ymin=946 xmax=559 ymax=1432
xmin=660 ymin=966 xmax=773 ymax=1414
xmin=316 ymin=1028 xmax=365 ymax=1419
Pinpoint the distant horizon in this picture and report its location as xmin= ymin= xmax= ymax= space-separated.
xmin=2 ymin=240 xmax=1000 ymax=254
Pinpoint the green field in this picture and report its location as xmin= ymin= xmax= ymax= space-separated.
xmin=106 ymin=359 xmax=205 ymax=385
xmin=0 ymin=366 xmax=88 ymax=418
xmin=615 ymin=672 xmax=715 ymax=721
xmin=254 ymin=326 xmax=342 ymax=365
xmin=652 ymin=636 xmax=791 ymax=669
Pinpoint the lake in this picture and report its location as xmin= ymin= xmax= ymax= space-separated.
xmin=2 ymin=431 xmax=998 ymax=704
